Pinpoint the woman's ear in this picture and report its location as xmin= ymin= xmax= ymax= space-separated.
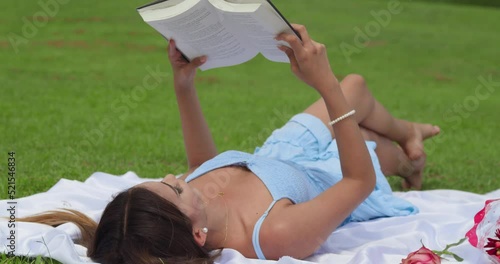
xmin=192 ymin=228 xmax=208 ymax=247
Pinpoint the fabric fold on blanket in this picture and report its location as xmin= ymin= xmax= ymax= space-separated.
xmin=1 ymin=172 xmax=497 ymax=264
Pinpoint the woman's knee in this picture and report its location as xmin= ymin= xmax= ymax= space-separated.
xmin=341 ymin=74 xmax=367 ymax=89
xmin=340 ymin=74 xmax=369 ymax=97
xmin=340 ymin=74 xmax=373 ymax=108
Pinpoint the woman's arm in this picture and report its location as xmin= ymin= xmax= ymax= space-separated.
xmin=260 ymin=25 xmax=376 ymax=259
xmin=168 ymin=40 xmax=217 ymax=172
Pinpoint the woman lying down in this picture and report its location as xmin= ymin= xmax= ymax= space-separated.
xmin=21 ymin=24 xmax=440 ymax=263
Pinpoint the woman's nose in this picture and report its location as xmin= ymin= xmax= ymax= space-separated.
xmin=162 ymin=174 xmax=176 ymax=182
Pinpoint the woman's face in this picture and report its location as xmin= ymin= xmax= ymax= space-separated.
xmin=138 ymin=175 xmax=206 ymax=224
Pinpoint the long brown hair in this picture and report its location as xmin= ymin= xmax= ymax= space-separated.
xmin=19 ymin=187 xmax=220 ymax=264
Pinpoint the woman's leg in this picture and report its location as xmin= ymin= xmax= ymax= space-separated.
xmin=303 ymin=74 xmax=440 ymax=161
xmin=303 ymin=74 xmax=439 ymax=189
xmin=360 ymin=128 xmax=426 ymax=189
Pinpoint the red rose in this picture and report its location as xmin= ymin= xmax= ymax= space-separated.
xmin=401 ymin=246 xmax=441 ymax=264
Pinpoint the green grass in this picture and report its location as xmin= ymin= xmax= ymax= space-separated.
xmin=0 ymin=255 xmax=60 ymax=264
xmin=1 ymin=0 xmax=499 ymax=262
xmin=420 ymin=0 xmax=500 ymax=8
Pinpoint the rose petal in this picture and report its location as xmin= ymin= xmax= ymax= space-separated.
xmin=402 ymin=246 xmax=441 ymax=264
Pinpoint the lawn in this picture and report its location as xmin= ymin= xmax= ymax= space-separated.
xmin=1 ymin=0 xmax=499 ymax=262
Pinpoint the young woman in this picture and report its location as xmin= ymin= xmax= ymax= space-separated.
xmin=25 ymin=24 xmax=440 ymax=263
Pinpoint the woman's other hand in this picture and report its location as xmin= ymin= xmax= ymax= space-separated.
xmin=277 ymin=24 xmax=338 ymax=92
xmin=167 ymin=39 xmax=207 ymax=89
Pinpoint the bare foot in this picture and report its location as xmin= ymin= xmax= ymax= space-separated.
xmin=400 ymin=154 xmax=426 ymax=190
xmin=401 ymin=121 xmax=440 ymax=161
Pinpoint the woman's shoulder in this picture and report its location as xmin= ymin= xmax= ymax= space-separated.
xmin=225 ymin=198 xmax=295 ymax=260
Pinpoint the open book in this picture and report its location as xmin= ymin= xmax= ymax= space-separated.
xmin=137 ymin=0 xmax=299 ymax=70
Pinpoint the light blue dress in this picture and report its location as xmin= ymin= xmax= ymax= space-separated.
xmin=185 ymin=113 xmax=418 ymax=260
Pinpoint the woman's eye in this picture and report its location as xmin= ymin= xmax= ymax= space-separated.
xmin=175 ymin=185 xmax=183 ymax=194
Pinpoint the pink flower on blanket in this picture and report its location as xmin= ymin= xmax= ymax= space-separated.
xmin=484 ymin=229 xmax=500 ymax=259
xmin=402 ymin=239 xmax=465 ymax=264
xmin=466 ymin=199 xmax=500 ymax=264
xmin=401 ymin=245 xmax=441 ymax=264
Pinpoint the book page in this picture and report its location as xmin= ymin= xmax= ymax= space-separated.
xmin=143 ymin=0 xmax=259 ymax=70
xmin=138 ymin=0 xmax=186 ymax=13
xmin=212 ymin=0 xmax=297 ymax=63
xmin=139 ymin=0 xmax=201 ymax=21
xmin=223 ymin=0 xmax=281 ymax=17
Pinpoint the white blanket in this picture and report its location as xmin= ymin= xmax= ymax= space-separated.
xmin=1 ymin=172 xmax=497 ymax=264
